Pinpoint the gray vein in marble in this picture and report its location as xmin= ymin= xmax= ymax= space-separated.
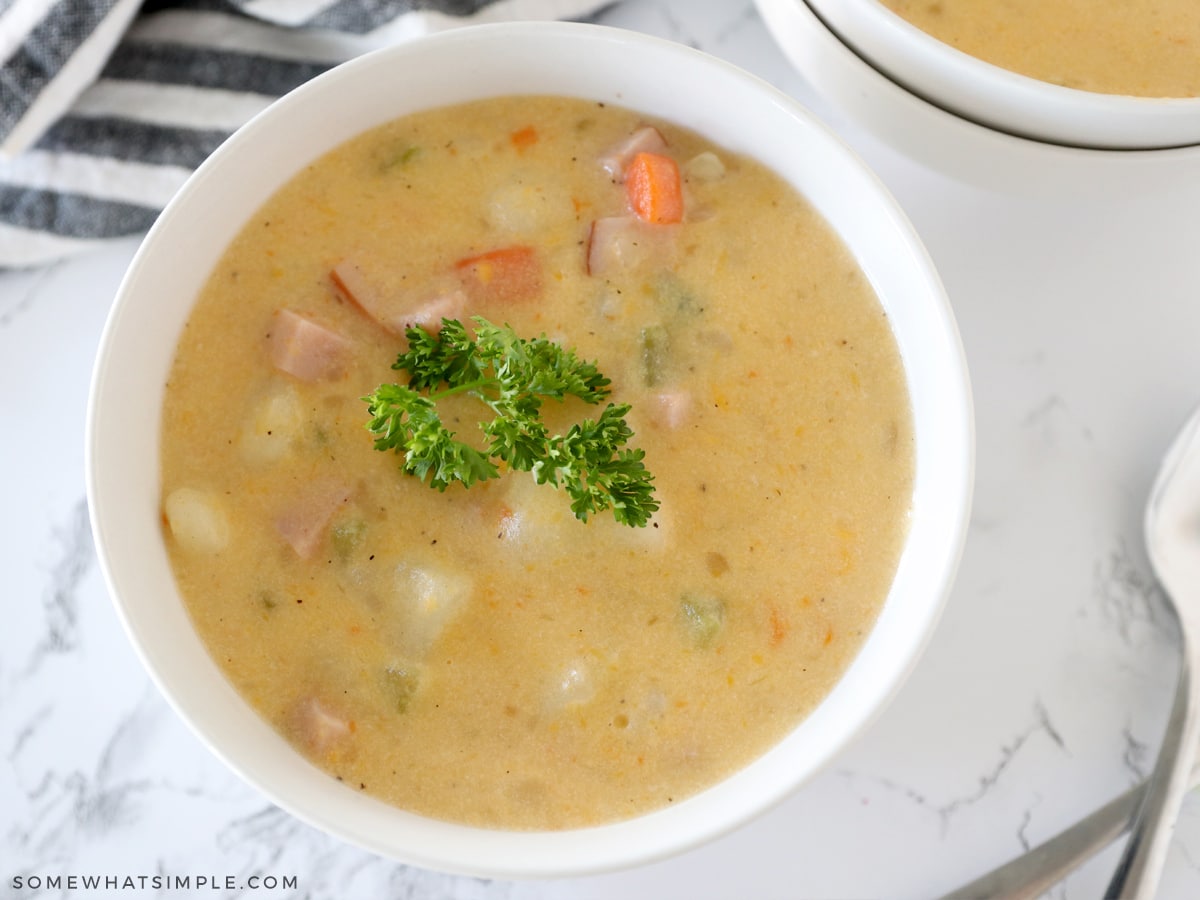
xmin=7 ymin=690 xmax=161 ymax=868
xmin=1016 ymin=799 xmax=1041 ymax=853
xmin=214 ymin=805 xmax=506 ymax=899
xmin=711 ymin=2 xmax=758 ymax=43
xmin=21 ymin=498 xmax=94 ymax=678
xmin=6 ymin=705 xmax=52 ymax=761
xmin=1022 ymin=394 xmax=1096 ymax=445
xmin=1178 ymin=840 xmax=1200 ymax=877
xmin=0 ymin=263 xmax=55 ymax=329
xmin=216 ymin=805 xmax=310 ymax=874
xmin=839 ymin=700 xmax=1068 ymax=836
xmin=653 ymin=2 xmax=696 ymax=48
xmin=1092 ymin=536 xmax=1170 ymax=648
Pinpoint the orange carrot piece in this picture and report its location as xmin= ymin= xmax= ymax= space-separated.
xmin=625 ymin=151 xmax=683 ymax=224
xmin=510 ymin=125 xmax=538 ymax=152
xmin=454 ymin=245 xmax=541 ymax=304
xmin=768 ymin=605 xmax=789 ymax=648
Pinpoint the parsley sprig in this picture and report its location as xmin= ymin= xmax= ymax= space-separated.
xmin=364 ymin=317 xmax=659 ymax=527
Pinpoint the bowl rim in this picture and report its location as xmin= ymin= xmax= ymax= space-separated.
xmin=804 ymin=0 xmax=1200 ymax=150
xmin=85 ymin=18 xmax=974 ymax=877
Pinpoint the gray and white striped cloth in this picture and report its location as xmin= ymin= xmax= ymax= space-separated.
xmin=0 ymin=0 xmax=612 ymax=268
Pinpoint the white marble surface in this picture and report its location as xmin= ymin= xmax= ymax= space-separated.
xmin=4 ymin=1 xmax=1200 ymax=897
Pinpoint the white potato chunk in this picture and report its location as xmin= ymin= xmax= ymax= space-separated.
xmin=386 ymin=563 xmax=472 ymax=658
xmin=486 ymin=178 xmax=571 ymax=236
xmin=495 ymin=474 xmax=573 ymax=553
xmin=684 ymin=151 xmax=726 ymax=181
xmin=498 ymin=472 xmax=669 ymax=556
xmin=587 ymin=503 xmax=670 ymax=553
xmin=240 ymin=385 xmax=303 ymax=464
xmin=544 ymin=657 xmax=597 ymax=714
xmin=163 ymin=487 xmax=230 ymax=554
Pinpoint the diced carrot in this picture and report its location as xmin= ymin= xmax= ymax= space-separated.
xmin=768 ymin=605 xmax=789 ymax=648
xmin=454 ymin=245 xmax=542 ymax=304
xmin=510 ymin=125 xmax=538 ymax=152
xmin=599 ymin=125 xmax=668 ymax=180
xmin=625 ymin=152 xmax=683 ymax=225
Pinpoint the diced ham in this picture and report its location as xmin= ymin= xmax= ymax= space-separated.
xmin=330 ymin=259 xmax=391 ymax=325
xmin=599 ymin=125 xmax=668 ymax=181
xmin=454 ymin=246 xmax=541 ymax=304
xmin=289 ymin=697 xmax=352 ymax=756
xmin=331 ymin=259 xmax=466 ymax=336
xmin=266 ymin=309 xmax=349 ymax=382
xmin=396 ymin=289 xmax=467 ymax=335
xmin=585 ymin=216 xmax=677 ymax=277
xmin=275 ymin=480 xmax=353 ymax=559
xmin=649 ymin=390 xmax=692 ymax=429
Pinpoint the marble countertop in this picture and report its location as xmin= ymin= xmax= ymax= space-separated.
xmin=5 ymin=0 xmax=1200 ymax=897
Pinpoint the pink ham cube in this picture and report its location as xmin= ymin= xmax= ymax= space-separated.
xmin=266 ymin=309 xmax=349 ymax=382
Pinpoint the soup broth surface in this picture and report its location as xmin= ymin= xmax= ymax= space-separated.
xmin=880 ymin=0 xmax=1200 ymax=98
xmin=160 ymin=95 xmax=913 ymax=829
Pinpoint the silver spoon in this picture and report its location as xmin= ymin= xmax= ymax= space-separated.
xmin=1106 ymin=403 xmax=1200 ymax=896
xmin=939 ymin=403 xmax=1200 ymax=900
xmin=938 ymin=744 xmax=1200 ymax=899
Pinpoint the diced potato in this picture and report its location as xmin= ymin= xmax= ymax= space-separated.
xmin=684 ymin=151 xmax=726 ymax=182
xmin=544 ymin=657 xmax=596 ymax=714
xmin=487 ymin=182 xmax=545 ymax=234
xmin=163 ymin=487 xmax=230 ymax=554
xmin=386 ymin=563 xmax=472 ymax=658
xmin=500 ymin=471 xmax=671 ymax=555
xmin=240 ymin=385 xmax=303 ymax=464
xmin=494 ymin=473 xmax=574 ymax=552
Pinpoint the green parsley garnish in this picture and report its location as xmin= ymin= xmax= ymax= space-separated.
xmin=363 ymin=317 xmax=659 ymax=527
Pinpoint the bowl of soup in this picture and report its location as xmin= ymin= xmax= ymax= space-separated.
xmin=797 ymin=0 xmax=1200 ymax=149
xmin=86 ymin=21 xmax=972 ymax=877
xmin=757 ymin=0 xmax=1200 ymax=191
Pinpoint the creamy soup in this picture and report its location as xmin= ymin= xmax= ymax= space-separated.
xmin=880 ymin=0 xmax=1200 ymax=98
xmin=160 ymin=95 xmax=913 ymax=829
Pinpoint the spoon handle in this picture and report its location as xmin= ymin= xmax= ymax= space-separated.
xmin=936 ymin=784 xmax=1143 ymax=900
xmin=1104 ymin=661 xmax=1200 ymax=899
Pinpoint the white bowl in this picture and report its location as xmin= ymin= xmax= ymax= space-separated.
xmin=801 ymin=0 xmax=1200 ymax=150
xmin=85 ymin=21 xmax=973 ymax=878
xmin=757 ymin=0 xmax=1200 ymax=192
xmin=803 ymin=0 xmax=1200 ymax=150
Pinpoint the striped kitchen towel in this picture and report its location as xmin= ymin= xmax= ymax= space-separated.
xmin=0 ymin=0 xmax=613 ymax=269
